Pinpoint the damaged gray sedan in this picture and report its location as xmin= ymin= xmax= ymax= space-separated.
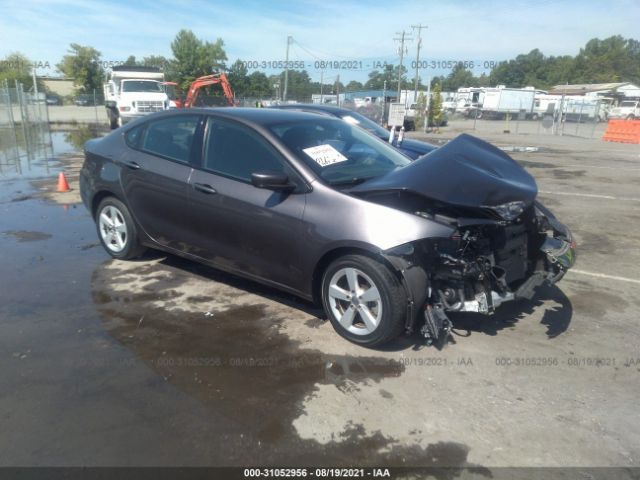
xmin=80 ymin=109 xmax=575 ymax=347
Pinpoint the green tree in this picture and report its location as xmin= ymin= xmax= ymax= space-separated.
xmin=414 ymin=92 xmax=427 ymax=130
xmin=170 ymin=29 xmax=227 ymax=90
xmin=227 ymin=59 xmax=249 ymax=96
xmin=428 ymin=83 xmax=444 ymax=128
xmin=573 ymin=36 xmax=640 ymax=84
xmin=441 ymin=64 xmax=477 ymax=90
xmin=123 ymin=55 xmax=137 ymax=66
xmin=246 ymin=71 xmax=271 ymax=97
xmin=273 ymin=69 xmax=313 ymax=101
xmin=142 ymin=55 xmax=171 ymax=71
xmin=345 ymin=80 xmax=363 ymax=91
xmin=56 ymin=43 xmax=104 ymax=93
xmin=365 ymin=64 xmax=409 ymax=91
xmin=0 ymin=52 xmax=34 ymax=89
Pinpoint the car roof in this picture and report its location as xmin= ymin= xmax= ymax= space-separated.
xmin=155 ymin=107 xmax=338 ymax=126
xmin=270 ymin=104 xmax=352 ymax=116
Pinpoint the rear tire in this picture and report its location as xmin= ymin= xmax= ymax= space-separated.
xmin=107 ymin=109 xmax=118 ymax=130
xmin=321 ymin=254 xmax=407 ymax=347
xmin=95 ymin=197 xmax=146 ymax=260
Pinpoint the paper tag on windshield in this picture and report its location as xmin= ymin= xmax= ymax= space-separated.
xmin=303 ymin=144 xmax=348 ymax=167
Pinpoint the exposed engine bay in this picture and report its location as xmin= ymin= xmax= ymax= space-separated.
xmin=376 ymin=192 xmax=576 ymax=346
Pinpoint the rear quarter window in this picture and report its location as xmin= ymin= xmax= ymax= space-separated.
xmin=125 ymin=125 xmax=145 ymax=148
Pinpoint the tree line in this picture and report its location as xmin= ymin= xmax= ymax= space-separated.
xmin=1 ymin=32 xmax=638 ymax=99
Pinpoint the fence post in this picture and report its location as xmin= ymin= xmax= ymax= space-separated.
xmin=576 ymin=102 xmax=583 ymax=135
xmin=93 ymin=89 xmax=99 ymax=125
xmin=5 ymin=80 xmax=21 ymax=168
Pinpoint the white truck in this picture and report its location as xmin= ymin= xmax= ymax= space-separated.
xmin=608 ymin=100 xmax=640 ymax=120
xmin=104 ymin=66 xmax=169 ymax=129
xmin=479 ymin=86 xmax=535 ymax=119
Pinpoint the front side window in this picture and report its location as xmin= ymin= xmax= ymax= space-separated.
xmin=204 ymin=118 xmax=286 ymax=182
xmin=141 ymin=115 xmax=200 ymax=163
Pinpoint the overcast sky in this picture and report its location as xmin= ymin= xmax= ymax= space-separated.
xmin=0 ymin=0 xmax=638 ymax=83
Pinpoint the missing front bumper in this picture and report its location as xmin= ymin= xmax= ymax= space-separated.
xmin=420 ymin=236 xmax=576 ymax=344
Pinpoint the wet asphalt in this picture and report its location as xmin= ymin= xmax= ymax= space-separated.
xmin=1 ymin=124 xmax=639 ymax=469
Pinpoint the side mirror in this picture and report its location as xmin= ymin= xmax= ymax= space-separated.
xmin=251 ymin=171 xmax=295 ymax=192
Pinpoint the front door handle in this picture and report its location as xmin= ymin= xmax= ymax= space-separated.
xmin=122 ymin=160 xmax=141 ymax=170
xmin=193 ymin=183 xmax=217 ymax=195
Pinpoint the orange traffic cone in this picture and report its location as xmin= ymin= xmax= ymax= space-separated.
xmin=57 ymin=172 xmax=70 ymax=192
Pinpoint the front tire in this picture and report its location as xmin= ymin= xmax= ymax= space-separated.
xmin=321 ymin=254 xmax=407 ymax=347
xmin=96 ymin=197 xmax=146 ymax=259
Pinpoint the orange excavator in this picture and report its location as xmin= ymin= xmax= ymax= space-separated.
xmin=162 ymin=73 xmax=235 ymax=109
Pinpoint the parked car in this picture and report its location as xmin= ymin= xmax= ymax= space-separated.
xmin=75 ymin=94 xmax=96 ymax=106
xmin=46 ymin=94 xmax=61 ymax=106
xmin=80 ymin=108 xmax=576 ymax=347
xmin=271 ymin=104 xmax=437 ymax=159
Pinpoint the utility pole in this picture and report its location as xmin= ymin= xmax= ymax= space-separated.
xmin=283 ymin=35 xmax=292 ymax=102
xmin=320 ymin=70 xmax=324 ymax=103
xmin=336 ymin=74 xmax=340 ymax=107
xmin=393 ymin=30 xmax=412 ymax=102
xmin=411 ymin=23 xmax=427 ymax=103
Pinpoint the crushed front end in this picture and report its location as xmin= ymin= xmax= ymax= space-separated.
xmin=383 ymin=200 xmax=576 ymax=345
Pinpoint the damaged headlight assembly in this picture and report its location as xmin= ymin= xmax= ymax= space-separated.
xmin=484 ymin=200 xmax=526 ymax=221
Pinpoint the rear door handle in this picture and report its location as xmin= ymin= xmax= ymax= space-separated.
xmin=122 ymin=160 xmax=141 ymax=170
xmin=193 ymin=183 xmax=217 ymax=195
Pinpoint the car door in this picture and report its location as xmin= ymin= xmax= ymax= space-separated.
xmin=187 ymin=116 xmax=307 ymax=289
xmin=119 ymin=114 xmax=201 ymax=250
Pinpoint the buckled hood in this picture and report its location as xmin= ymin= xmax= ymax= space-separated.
xmin=352 ymin=133 xmax=538 ymax=208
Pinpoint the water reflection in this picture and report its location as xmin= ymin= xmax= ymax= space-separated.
xmin=63 ymin=125 xmax=104 ymax=151
xmin=0 ymin=123 xmax=106 ymax=179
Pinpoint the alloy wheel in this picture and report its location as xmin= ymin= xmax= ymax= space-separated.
xmin=99 ymin=205 xmax=128 ymax=253
xmin=327 ymin=267 xmax=382 ymax=335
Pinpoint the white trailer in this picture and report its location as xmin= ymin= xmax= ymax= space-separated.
xmin=480 ymin=86 xmax=535 ymax=119
xmin=563 ymin=97 xmax=607 ymax=122
xmin=532 ymin=94 xmax=564 ymax=119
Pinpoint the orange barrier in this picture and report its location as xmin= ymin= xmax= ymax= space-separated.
xmin=602 ymin=119 xmax=640 ymax=144
xmin=57 ymin=172 xmax=70 ymax=192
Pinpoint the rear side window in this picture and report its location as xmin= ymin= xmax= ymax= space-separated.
xmin=204 ymin=118 xmax=286 ymax=182
xmin=141 ymin=115 xmax=200 ymax=163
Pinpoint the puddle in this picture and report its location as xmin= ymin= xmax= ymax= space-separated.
xmin=2 ymin=230 xmax=52 ymax=242
xmin=91 ymin=257 xmax=405 ymax=441
xmin=0 ymin=123 xmax=106 ymax=180
xmin=88 ymin=257 xmax=489 ymax=466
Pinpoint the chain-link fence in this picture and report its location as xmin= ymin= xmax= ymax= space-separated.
xmin=439 ymin=97 xmax=611 ymax=139
xmin=0 ymin=79 xmax=53 ymax=176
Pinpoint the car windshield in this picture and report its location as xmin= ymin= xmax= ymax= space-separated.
xmin=269 ymin=118 xmax=411 ymax=186
xmin=121 ymin=80 xmax=163 ymax=93
xmin=338 ymin=112 xmax=390 ymax=140
xmin=620 ymin=101 xmax=636 ymax=107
